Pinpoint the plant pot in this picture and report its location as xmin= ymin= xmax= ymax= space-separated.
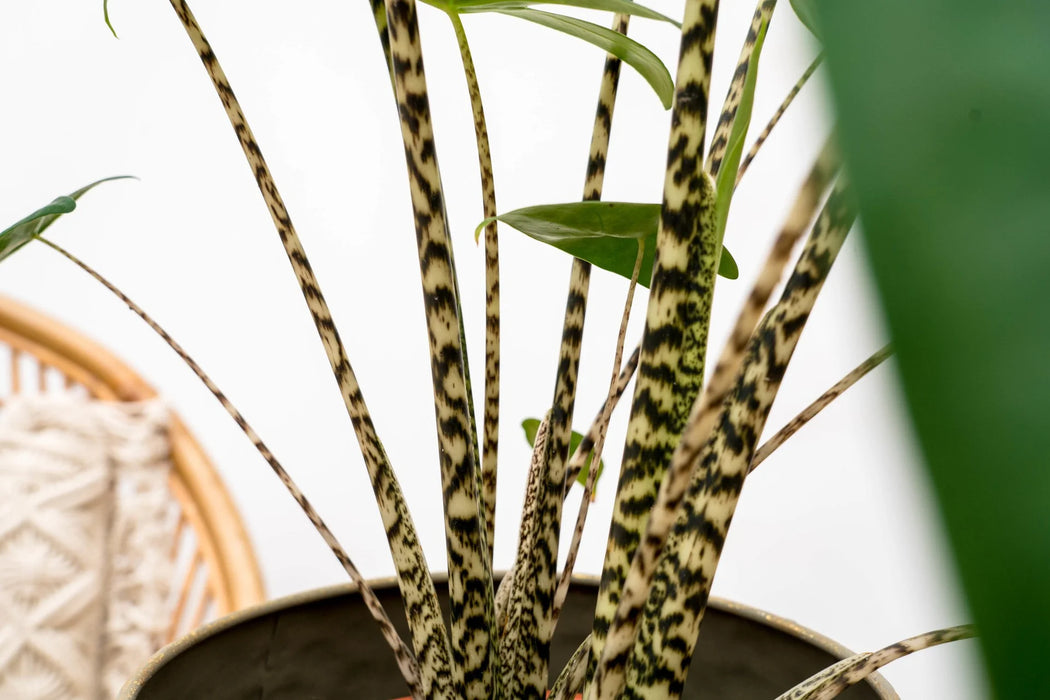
xmin=120 ymin=576 xmax=896 ymax=699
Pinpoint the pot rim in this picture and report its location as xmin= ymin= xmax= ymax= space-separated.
xmin=120 ymin=573 xmax=898 ymax=699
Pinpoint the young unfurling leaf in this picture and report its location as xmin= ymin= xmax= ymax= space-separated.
xmin=0 ymin=176 xmax=134 ymax=263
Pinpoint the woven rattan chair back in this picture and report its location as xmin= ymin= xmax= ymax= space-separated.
xmin=0 ymin=295 xmax=264 ymax=641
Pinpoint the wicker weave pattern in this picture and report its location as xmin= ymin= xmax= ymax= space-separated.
xmin=0 ymin=295 xmax=265 ymax=641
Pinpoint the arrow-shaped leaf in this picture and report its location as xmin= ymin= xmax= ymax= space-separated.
xmin=479 ymin=201 xmax=738 ymax=287
xmin=0 ymin=176 xmax=134 ymax=264
xmin=493 ymin=9 xmax=674 ymax=108
xmin=522 ymin=418 xmax=604 ymax=492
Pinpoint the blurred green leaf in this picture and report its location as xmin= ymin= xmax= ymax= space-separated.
xmin=494 ymin=9 xmax=674 ymax=108
xmin=522 ymin=418 xmax=604 ymax=492
xmin=789 ymin=0 xmax=819 ymax=38
xmin=819 ymin=0 xmax=1050 ymax=697
xmin=480 ymin=201 xmax=738 ymax=286
xmin=0 ymin=176 xmax=134 ymax=263
xmin=455 ymin=0 xmax=680 ymax=27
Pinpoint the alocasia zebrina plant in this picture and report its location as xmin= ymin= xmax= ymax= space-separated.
xmin=4 ymin=0 xmax=996 ymax=697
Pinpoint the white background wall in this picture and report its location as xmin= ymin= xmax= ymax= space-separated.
xmin=1 ymin=1 xmax=987 ymax=697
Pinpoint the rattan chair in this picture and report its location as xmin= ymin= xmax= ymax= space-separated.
xmin=0 ymin=294 xmax=265 ymax=641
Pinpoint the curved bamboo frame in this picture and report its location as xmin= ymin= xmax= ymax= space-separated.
xmin=0 ymin=294 xmax=265 ymax=640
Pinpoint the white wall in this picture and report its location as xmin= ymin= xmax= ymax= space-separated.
xmin=0 ymin=1 xmax=986 ymax=697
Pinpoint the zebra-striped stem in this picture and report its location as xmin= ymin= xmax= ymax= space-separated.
xmin=583 ymin=14 xmax=631 ymax=202
xmin=496 ymin=13 xmax=633 ymax=697
xmin=549 ymin=635 xmax=592 ymax=700
xmin=498 ymin=412 xmax=553 ymax=697
xmin=495 ymin=337 xmax=638 ymax=678
xmin=385 ymin=0 xmax=497 ymax=696
xmin=553 ymin=243 xmax=645 ymax=627
xmin=736 ymin=53 xmax=824 ymax=186
xmin=613 ymin=142 xmax=837 ymax=619
xmin=705 ymin=0 xmax=777 ymax=179
xmin=587 ymin=153 xmax=842 ymax=692
xmin=776 ymin=624 xmax=975 ymax=700
xmin=588 ymin=1 xmax=721 ymax=690
xmin=40 ymin=237 xmax=423 ymax=697
xmin=622 ymin=178 xmax=858 ymax=700
xmin=564 ymin=345 xmax=640 ymax=494
xmin=503 ymin=240 xmax=589 ymax=698
xmin=500 ymin=343 xmax=639 ymax=649
xmin=539 ymin=8 xmax=635 ymax=685
xmin=374 ymin=6 xmax=485 ymax=502
xmin=751 ymin=344 xmax=892 ymax=471
xmin=594 ymin=144 xmax=839 ymax=684
xmin=367 ymin=0 xmax=395 ymax=83
xmin=449 ymin=12 xmax=502 ymax=566
xmin=164 ymin=2 xmax=453 ymax=696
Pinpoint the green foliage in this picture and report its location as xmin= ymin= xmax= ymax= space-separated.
xmin=494 ymin=9 xmax=673 ymax=108
xmin=521 ymin=418 xmax=604 ymax=492
xmin=453 ymin=0 xmax=680 ymax=27
xmin=422 ymin=0 xmax=677 ymax=108
xmin=818 ymin=0 xmax=1050 ymax=696
xmin=103 ymin=0 xmax=118 ymax=37
xmin=0 ymin=197 xmax=76 ymax=263
xmin=789 ymin=0 xmax=819 ymax=37
xmin=0 ymin=177 xmax=133 ymax=263
xmin=479 ymin=201 xmax=738 ymax=287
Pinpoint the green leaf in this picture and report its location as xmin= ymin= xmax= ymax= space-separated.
xmin=789 ymin=0 xmax=820 ymax=38
xmin=522 ymin=418 xmax=604 ymax=492
xmin=0 ymin=176 xmax=134 ymax=263
xmin=713 ymin=9 xmax=772 ymax=243
xmin=818 ymin=0 xmax=1050 ymax=697
xmin=103 ymin=0 xmax=118 ymax=38
xmin=0 ymin=198 xmax=76 ymax=263
xmin=479 ymin=201 xmax=738 ymax=286
xmin=494 ymin=9 xmax=674 ymax=108
xmin=455 ymin=0 xmax=680 ymax=28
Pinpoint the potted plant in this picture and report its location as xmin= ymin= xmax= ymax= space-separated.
xmin=2 ymin=0 xmax=1015 ymax=697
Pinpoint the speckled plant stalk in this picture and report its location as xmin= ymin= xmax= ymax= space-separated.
xmin=448 ymin=11 xmax=502 ymax=567
xmin=592 ymin=141 xmax=841 ymax=693
xmin=751 ymin=343 xmax=893 ymax=471
xmin=40 ymin=237 xmax=424 ymax=695
xmin=498 ymin=13 xmax=633 ymax=698
xmin=777 ymin=625 xmax=975 ymax=700
xmin=623 ymin=178 xmax=858 ymax=699
xmin=554 ymin=244 xmax=644 ymax=628
xmin=736 ymin=52 xmax=823 ymax=185
xmin=588 ymin=0 xmax=721 ymax=692
xmin=705 ymin=0 xmax=776 ymax=179
xmin=164 ymin=1 xmax=453 ymax=696
xmin=384 ymin=0 xmax=498 ymax=695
